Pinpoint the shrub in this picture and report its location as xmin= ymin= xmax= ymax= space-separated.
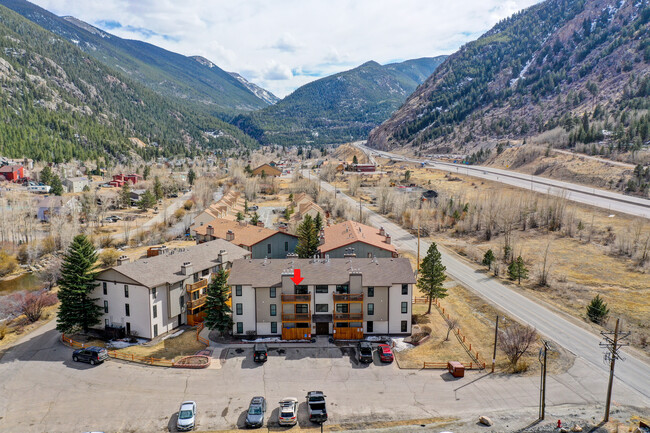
xmin=499 ymin=324 xmax=537 ymax=369
xmin=586 ymin=295 xmax=609 ymax=324
xmin=16 ymin=244 xmax=30 ymax=265
xmin=41 ymin=237 xmax=57 ymax=255
xmin=0 ymin=251 xmax=18 ymax=277
xmin=99 ymin=248 xmax=120 ymax=268
xmin=20 ymin=290 xmax=58 ymax=322
xmin=513 ymin=360 xmax=530 ymax=373
xmin=98 ymin=235 xmax=114 ymax=249
xmin=173 ymin=208 xmax=186 ymax=222
xmin=183 ymin=200 xmax=194 ymax=211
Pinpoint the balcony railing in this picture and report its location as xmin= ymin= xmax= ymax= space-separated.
xmin=333 ymin=293 xmax=364 ymax=302
xmin=187 ymin=294 xmax=207 ymax=310
xmin=281 ymin=294 xmax=311 ymax=303
xmin=281 ymin=313 xmax=311 ymax=322
xmin=186 ymin=279 xmax=208 ymax=293
xmin=333 ymin=312 xmax=364 ymax=321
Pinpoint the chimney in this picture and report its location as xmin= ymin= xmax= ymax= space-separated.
xmin=385 ymin=233 xmax=391 ymax=244
xmin=318 ymin=234 xmax=325 ymax=246
xmin=206 ymin=225 xmax=214 ymax=237
xmin=278 ymin=226 xmax=287 ymax=233
xmin=379 ymin=226 xmax=385 ymax=236
xmin=343 ymin=247 xmax=356 ymax=258
xmin=181 ymin=261 xmax=193 ymax=275
xmin=256 ymin=221 xmax=264 ymax=227
xmin=116 ymin=255 xmax=129 ymax=266
xmin=217 ymin=249 xmax=228 ymax=265
xmin=226 ymin=230 xmax=235 ymax=241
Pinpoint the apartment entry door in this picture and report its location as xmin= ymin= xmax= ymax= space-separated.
xmin=316 ymin=322 xmax=329 ymax=335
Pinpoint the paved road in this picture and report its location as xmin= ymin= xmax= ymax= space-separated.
xmin=1 ymin=321 xmax=647 ymax=433
xmin=310 ymin=171 xmax=650 ymax=402
xmin=355 ymin=143 xmax=650 ymax=219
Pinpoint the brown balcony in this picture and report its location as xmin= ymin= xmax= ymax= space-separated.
xmin=281 ymin=313 xmax=311 ymax=322
xmin=187 ymin=294 xmax=207 ymax=310
xmin=281 ymin=294 xmax=311 ymax=303
xmin=333 ymin=312 xmax=364 ymax=321
xmin=186 ymin=279 xmax=208 ymax=293
xmin=333 ymin=293 xmax=364 ymax=302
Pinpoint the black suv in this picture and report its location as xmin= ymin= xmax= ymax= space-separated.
xmin=72 ymin=346 xmax=109 ymax=365
xmin=253 ymin=343 xmax=268 ymax=363
xmin=357 ymin=342 xmax=373 ymax=363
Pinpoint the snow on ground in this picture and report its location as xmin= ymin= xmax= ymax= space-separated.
xmin=389 ymin=337 xmax=414 ymax=352
xmin=106 ymin=338 xmax=148 ymax=349
xmin=161 ymin=329 xmax=185 ymax=341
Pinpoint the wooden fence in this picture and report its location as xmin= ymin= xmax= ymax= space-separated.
xmin=332 ymin=327 xmax=363 ymax=340
xmin=196 ymin=323 xmax=209 ymax=346
xmin=422 ymin=361 xmax=485 ymax=370
xmin=281 ymin=327 xmax=311 ymax=340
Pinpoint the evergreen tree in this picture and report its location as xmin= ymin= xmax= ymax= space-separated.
xmin=188 ymin=168 xmax=196 ymax=186
xmin=295 ymin=214 xmax=319 ymax=258
xmin=40 ymin=166 xmax=53 ymax=185
xmin=417 ymin=242 xmax=447 ymax=314
xmin=153 ymin=176 xmax=163 ymax=200
xmin=352 ymin=155 xmax=358 ymax=164
xmin=204 ymin=269 xmax=233 ymax=335
xmin=56 ymin=235 xmax=102 ymax=334
xmin=143 ymin=165 xmax=151 ymax=180
xmin=50 ymin=175 xmax=64 ymax=196
xmin=236 ymin=211 xmax=244 ymax=222
xmin=314 ymin=212 xmax=323 ymax=232
xmin=587 ymin=294 xmax=609 ymax=324
xmin=482 ymin=249 xmax=495 ymax=270
xmin=120 ymin=182 xmax=131 ymax=208
xmin=137 ymin=190 xmax=156 ymax=210
xmin=508 ymin=256 xmax=528 ymax=284
xmin=250 ymin=212 xmax=260 ymax=225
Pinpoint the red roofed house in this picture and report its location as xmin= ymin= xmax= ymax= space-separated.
xmin=319 ymin=221 xmax=398 ymax=259
xmin=0 ymin=165 xmax=24 ymax=182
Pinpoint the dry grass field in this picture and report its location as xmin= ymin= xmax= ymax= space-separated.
xmin=116 ymin=329 xmax=205 ymax=360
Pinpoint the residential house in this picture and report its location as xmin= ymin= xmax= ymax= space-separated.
xmin=251 ymin=163 xmax=282 ymax=177
xmin=36 ymin=196 xmax=80 ymax=222
xmin=63 ymin=176 xmax=90 ymax=193
xmin=92 ymin=239 xmax=250 ymax=339
xmin=228 ymin=257 xmax=415 ymax=339
xmin=0 ymin=165 xmax=24 ymax=182
xmin=290 ymin=200 xmax=326 ymax=229
xmin=195 ymin=218 xmax=298 ymax=259
xmin=318 ymin=221 xmax=398 ymax=258
xmin=190 ymin=190 xmax=246 ymax=235
xmin=130 ymin=189 xmax=147 ymax=205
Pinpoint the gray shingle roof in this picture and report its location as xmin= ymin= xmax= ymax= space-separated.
xmin=99 ymin=239 xmax=250 ymax=288
xmin=228 ymin=257 xmax=415 ymax=287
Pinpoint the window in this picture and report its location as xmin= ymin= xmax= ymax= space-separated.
xmin=401 ymin=320 xmax=408 ymax=332
xmin=296 ymin=304 xmax=309 ymax=314
xmin=315 ymin=285 xmax=328 ymax=293
xmin=367 ymin=287 xmax=374 ymax=297
xmin=368 ymin=252 xmax=372 ymax=258
xmin=270 ymin=304 xmax=277 ymax=316
xmin=104 ymin=300 xmax=109 ymax=313
xmin=367 ymin=321 xmax=373 ymax=332
xmin=152 ymin=287 xmax=156 ymax=298
xmin=104 ymin=319 xmax=109 ymax=327
xmin=367 ymin=303 xmax=374 ymax=316
xmin=236 ymin=322 xmax=243 ymax=334
xmin=235 ymin=285 xmax=242 ymax=296
xmin=271 ymin=322 xmax=277 ymax=333
xmin=153 ymin=324 xmax=158 ymax=338
xmin=401 ymin=302 xmax=408 ymax=314
xmin=124 ymin=285 xmax=129 ymax=298
xmin=180 ymin=295 xmax=185 ymax=308
xmin=294 ymin=285 xmax=308 ymax=294
xmin=335 ymin=322 xmax=349 ymax=328
xmin=267 ymin=243 xmax=271 ymax=255
xmin=125 ymin=303 xmax=130 ymax=317
xmin=402 ymin=284 xmax=409 ymax=295
xmin=335 ymin=304 xmax=349 ymax=313
xmin=270 ymin=287 xmax=276 ymax=298
xmin=315 ymin=304 xmax=328 ymax=313
xmin=102 ymin=282 xmax=107 ymax=295
xmin=153 ymin=305 xmax=158 ymax=319
xmin=202 ymin=269 xmax=209 ymax=277
xmin=284 ymin=241 xmax=289 ymax=252
xmin=236 ymin=303 xmax=243 ymax=315
xmin=336 ymin=284 xmax=349 ymax=294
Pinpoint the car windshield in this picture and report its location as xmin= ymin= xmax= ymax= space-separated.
xmin=248 ymin=407 xmax=262 ymax=415
xmin=360 ymin=347 xmax=372 ymax=354
xmin=179 ymin=410 xmax=193 ymax=419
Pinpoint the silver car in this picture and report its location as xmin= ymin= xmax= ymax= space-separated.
xmin=176 ymin=401 xmax=196 ymax=431
xmin=245 ymin=396 xmax=266 ymax=428
xmin=278 ymin=397 xmax=298 ymax=426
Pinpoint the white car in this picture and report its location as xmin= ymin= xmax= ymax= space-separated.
xmin=278 ymin=397 xmax=298 ymax=426
xmin=176 ymin=401 xmax=196 ymax=431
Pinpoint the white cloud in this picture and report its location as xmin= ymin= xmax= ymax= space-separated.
xmin=30 ymin=0 xmax=542 ymax=98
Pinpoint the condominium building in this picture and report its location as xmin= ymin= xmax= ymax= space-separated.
xmin=318 ymin=220 xmax=398 ymax=258
xmin=228 ymin=256 xmax=415 ymax=340
xmin=91 ymin=240 xmax=250 ymax=339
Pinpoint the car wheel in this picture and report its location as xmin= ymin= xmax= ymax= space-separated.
xmin=90 ymin=359 xmax=95 ymax=365
xmin=73 ymin=356 xmax=78 ymax=362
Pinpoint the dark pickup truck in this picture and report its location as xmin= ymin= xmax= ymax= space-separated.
xmin=306 ymin=391 xmax=327 ymax=423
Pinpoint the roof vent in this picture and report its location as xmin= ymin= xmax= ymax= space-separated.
xmin=181 ymin=261 xmax=193 ymax=275
xmin=379 ymin=226 xmax=385 ymax=236
xmin=226 ymin=230 xmax=235 ymax=241
xmin=116 ymin=255 xmax=129 ymax=266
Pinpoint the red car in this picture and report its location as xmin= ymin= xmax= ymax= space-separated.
xmin=377 ymin=344 xmax=394 ymax=362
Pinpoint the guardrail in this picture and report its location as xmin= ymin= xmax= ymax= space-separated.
xmin=422 ymin=361 xmax=485 ymax=370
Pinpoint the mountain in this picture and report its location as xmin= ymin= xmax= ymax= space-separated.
xmin=367 ymin=0 xmax=650 ymax=157
xmin=0 ymin=0 xmax=272 ymax=113
xmin=0 ymin=3 xmax=257 ymax=162
xmin=232 ymin=56 xmax=447 ymax=146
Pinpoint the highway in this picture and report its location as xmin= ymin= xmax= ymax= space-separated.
xmin=308 ymin=170 xmax=650 ymax=402
xmin=355 ymin=143 xmax=650 ymax=219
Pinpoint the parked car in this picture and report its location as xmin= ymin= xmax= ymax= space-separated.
xmin=176 ymin=400 xmax=196 ymax=431
xmin=377 ymin=344 xmax=394 ymax=363
xmin=277 ymin=397 xmax=298 ymax=426
xmin=253 ymin=343 xmax=268 ymax=363
xmin=249 ymin=205 xmax=259 ymax=211
xmin=305 ymin=391 xmax=327 ymax=423
xmin=109 ymin=215 xmax=122 ymax=221
xmin=357 ymin=342 xmax=373 ymax=363
xmin=72 ymin=346 xmax=109 ymax=365
xmin=245 ymin=396 xmax=266 ymax=428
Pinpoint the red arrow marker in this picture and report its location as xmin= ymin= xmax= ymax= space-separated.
xmin=290 ymin=269 xmax=304 ymax=285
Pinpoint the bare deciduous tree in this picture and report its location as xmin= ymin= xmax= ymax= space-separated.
xmin=498 ymin=324 xmax=537 ymax=368
xmin=444 ymin=316 xmax=459 ymax=341
xmin=38 ymin=257 xmax=62 ymax=290
xmin=348 ymin=175 xmax=361 ymax=197
xmin=376 ymin=177 xmax=394 ymax=215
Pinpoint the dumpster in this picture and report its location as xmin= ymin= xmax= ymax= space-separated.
xmin=448 ymin=361 xmax=465 ymax=378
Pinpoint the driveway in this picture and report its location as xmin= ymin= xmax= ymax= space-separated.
xmin=0 ymin=321 xmax=647 ymax=432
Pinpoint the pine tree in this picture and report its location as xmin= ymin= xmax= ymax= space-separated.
xmin=417 ymin=242 xmax=447 ymax=314
xmin=236 ymin=211 xmax=244 ymax=222
xmin=352 ymin=155 xmax=358 ymax=164
xmin=153 ymin=176 xmax=163 ymax=200
xmin=188 ymin=168 xmax=196 ymax=186
xmin=586 ymin=294 xmax=609 ymax=324
xmin=250 ymin=212 xmax=260 ymax=225
xmin=314 ymin=212 xmax=323 ymax=232
xmin=204 ymin=269 xmax=233 ymax=335
xmin=295 ymin=214 xmax=319 ymax=258
xmin=508 ymin=256 xmax=528 ymax=284
xmin=482 ymin=249 xmax=495 ymax=270
xmin=143 ymin=165 xmax=151 ymax=180
xmin=137 ymin=190 xmax=156 ymax=210
xmin=56 ymin=235 xmax=102 ymax=334
xmin=50 ymin=175 xmax=64 ymax=196
xmin=40 ymin=166 xmax=53 ymax=185
xmin=120 ymin=182 xmax=131 ymax=208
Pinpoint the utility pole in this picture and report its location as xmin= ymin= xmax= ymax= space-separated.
xmin=538 ymin=340 xmax=550 ymax=420
xmin=600 ymin=318 xmax=629 ymax=423
xmin=359 ymin=195 xmax=362 ymax=222
xmin=491 ymin=316 xmax=499 ymax=373
xmin=417 ymin=217 xmax=420 ymax=274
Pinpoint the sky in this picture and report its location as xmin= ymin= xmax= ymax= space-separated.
xmin=31 ymin=0 xmax=541 ymax=98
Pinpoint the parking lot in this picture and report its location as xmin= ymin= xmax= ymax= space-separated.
xmin=1 ymin=322 xmax=648 ymax=432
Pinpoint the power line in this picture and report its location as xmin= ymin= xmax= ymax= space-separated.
xmin=600 ymin=318 xmax=630 ymax=423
